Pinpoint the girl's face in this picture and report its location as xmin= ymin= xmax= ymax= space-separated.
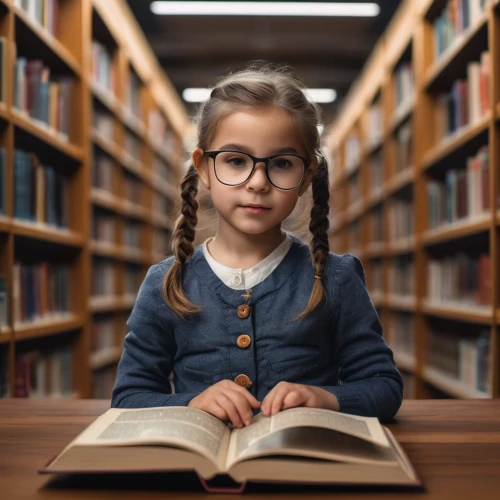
xmin=193 ymin=106 xmax=315 ymax=238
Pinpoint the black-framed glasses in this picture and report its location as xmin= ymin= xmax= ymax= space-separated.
xmin=204 ymin=150 xmax=311 ymax=191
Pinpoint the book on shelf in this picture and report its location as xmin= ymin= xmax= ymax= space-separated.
xmin=344 ymin=132 xmax=361 ymax=172
xmin=14 ymin=345 xmax=72 ymax=398
xmin=366 ymin=102 xmax=383 ymax=149
xmin=389 ymin=199 xmax=414 ymax=242
xmin=92 ymin=258 xmax=116 ymax=297
xmin=91 ymin=368 xmax=116 ymax=399
xmin=39 ymin=406 xmax=420 ymax=492
xmin=91 ymin=41 xmax=115 ymax=95
xmin=92 ymin=153 xmax=114 ymax=192
xmin=390 ymin=256 xmax=414 ymax=298
xmin=427 ymin=253 xmax=491 ymax=307
xmin=14 ymin=53 xmax=73 ymax=141
xmin=427 ymin=328 xmax=490 ymax=395
xmin=0 ymin=276 xmax=8 ymax=330
xmin=91 ymin=317 xmax=115 ymax=353
xmin=14 ymin=150 xmax=69 ymax=228
xmin=390 ymin=313 xmax=415 ymax=358
xmin=394 ymin=61 xmax=413 ymax=113
xmin=15 ymin=0 xmax=59 ymax=35
xmin=92 ymin=211 xmax=115 ymax=244
xmin=433 ymin=0 xmax=493 ymax=59
xmin=427 ymin=145 xmax=489 ymax=229
xmin=93 ymin=107 xmax=114 ymax=141
xmin=435 ymin=51 xmax=490 ymax=140
xmin=13 ymin=261 xmax=71 ymax=324
xmin=395 ymin=120 xmax=412 ymax=173
xmin=0 ymin=37 xmax=7 ymax=103
xmin=0 ymin=148 xmax=6 ymax=215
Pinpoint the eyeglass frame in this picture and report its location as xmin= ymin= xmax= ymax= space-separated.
xmin=204 ymin=150 xmax=312 ymax=191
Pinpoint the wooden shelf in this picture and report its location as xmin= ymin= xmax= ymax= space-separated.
xmin=120 ymin=247 xmax=151 ymax=265
xmin=151 ymin=213 xmax=173 ymax=231
xmin=422 ymin=300 xmax=492 ymax=324
xmin=13 ymin=220 xmax=84 ymax=247
xmin=12 ymin=109 xmax=84 ymax=161
xmin=496 ymin=309 xmax=500 ymax=324
xmin=369 ymin=290 xmax=384 ymax=308
xmin=345 ymin=200 xmax=364 ymax=224
xmin=364 ymin=241 xmax=385 ymax=260
xmin=394 ymin=351 xmax=417 ymax=373
xmin=423 ymin=366 xmax=490 ymax=399
xmin=422 ymin=114 xmax=491 ymax=171
xmin=89 ymin=346 xmax=122 ymax=370
xmin=120 ymin=151 xmax=150 ymax=183
xmin=0 ymin=330 xmax=11 ymax=344
xmin=386 ymin=295 xmax=417 ymax=312
xmin=385 ymin=168 xmax=414 ymax=196
xmin=496 ymin=103 xmax=500 ymax=120
xmin=91 ymin=188 xmax=123 ymax=213
xmin=89 ymin=296 xmax=126 ymax=313
xmin=0 ymin=215 xmax=11 ymax=233
xmin=90 ymin=240 xmax=121 ymax=259
xmin=13 ymin=4 xmax=82 ymax=76
xmin=90 ymin=80 xmax=121 ymax=115
xmin=121 ymin=200 xmax=150 ymax=222
xmin=151 ymin=173 xmax=178 ymax=201
xmin=91 ymin=129 xmax=122 ymax=163
xmin=423 ymin=214 xmax=491 ymax=246
xmin=423 ymin=14 xmax=488 ymax=93
xmin=121 ymin=105 xmax=147 ymax=140
xmin=14 ymin=315 xmax=83 ymax=341
xmin=389 ymin=98 xmax=414 ymax=134
xmin=387 ymin=235 xmax=415 ymax=256
xmin=366 ymin=187 xmax=384 ymax=210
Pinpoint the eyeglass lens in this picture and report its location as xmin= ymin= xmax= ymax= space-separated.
xmin=213 ymin=151 xmax=304 ymax=189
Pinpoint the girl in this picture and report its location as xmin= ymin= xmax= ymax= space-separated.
xmin=111 ymin=64 xmax=403 ymax=427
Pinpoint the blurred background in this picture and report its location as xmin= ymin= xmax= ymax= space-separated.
xmin=0 ymin=0 xmax=498 ymax=404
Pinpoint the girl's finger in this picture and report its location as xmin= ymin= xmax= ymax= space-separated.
xmin=227 ymin=390 xmax=255 ymax=426
xmin=207 ymin=400 xmax=230 ymax=422
xmin=270 ymin=386 xmax=290 ymax=416
xmin=218 ymin=393 xmax=244 ymax=428
xmin=232 ymin=384 xmax=261 ymax=409
xmin=282 ymin=390 xmax=304 ymax=410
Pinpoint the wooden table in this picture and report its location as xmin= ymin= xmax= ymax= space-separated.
xmin=1 ymin=399 xmax=500 ymax=499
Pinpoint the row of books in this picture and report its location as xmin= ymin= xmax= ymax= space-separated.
xmin=435 ymin=51 xmax=490 ymax=140
xmin=13 ymin=261 xmax=71 ymax=324
xmin=14 ymin=55 xmax=73 ymax=141
xmin=123 ymin=222 xmax=141 ymax=248
xmin=0 ymin=276 xmax=7 ymax=330
xmin=14 ymin=345 xmax=73 ymax=398
xmin=15 ymin=0 xmax=59 ymax=36
xmin=427 ymin=146 xmax=489 ymax=229
xmin=389 ymin=312 xmax=415 ymax=356
xmin=369 ymin=152 xmax=383 ymax=191
xmin=368 ymin=208 xmax=384 ymax=243
xmin=434 ymin=0 xmax=493 ymax=59
xmin=344 ymin=133 xmax=361 ymax=172
xmin=366 ymin=102 xmax=383 ymax=149
xmin=93 ymin=152 xmax=114 ymax=191
xmin=348 ymin=220 xmax=361 ymax=250
xmin=388 ymin=198 xmax=414 ymax=241
xmin=93 ymin=107 xmax=115 ymax=141
xmin=395 ymin=121 xmax=413 ymax=172
xmin=124 ymin=175 xmax=142 ymax=205
xmin=427 ymin=253 xmax=491 ymax=307
xmin=427 ymin=328 xmax=490 ymax=394
xmin=348 ymin=173 xmax=361 ymax=205
xmin=394 ymin=61 xmax=414 ymax=112
xmin=125 ymin=266 xmax=142 ymax=295
xmin=124 ymin=131 xmax=141 ymax=162
xmin=390 ymin=256 xmax=415 ymax=297
xmin=91 ymin=317 xmax=115 ymax=353
xmin=125 ymin=70 xmax=141 ymax=118
xmin=92 ymin=212 xmax=115 ymax=243
xmin=92 ymin=258 xmax=116 ymax=296
xmin=91 ymin=41 xmax=116 ymax=94
xmin=153 ymin=156 xmax=169 ymax=181
xmin=0 ymin=149 xmax=5 ymax=215
xmin=153 ymin=192 xmax=171 ymax=217
xmin=367 ymin=261 xmax=383 ymax=294
xmin=14 ymin=149 xmax=68 ymax=228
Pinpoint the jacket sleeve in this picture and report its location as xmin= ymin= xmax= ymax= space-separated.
xmin=319 ymin=254 xmax=404 ymax=421
xmin=111 ymin=264 xmax=201 ymax=408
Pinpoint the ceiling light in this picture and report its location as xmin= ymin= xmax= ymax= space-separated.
xmin=182 ymin=88 xmax=337 ymax=104
xmin=151 ymin=2 xmax=380 ymax=17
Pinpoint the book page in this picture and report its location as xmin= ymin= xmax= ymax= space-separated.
xmin=226 ymin=407 xmax=389 ymax=467
xmin=71 ymin=407 xmax=231 ymax=467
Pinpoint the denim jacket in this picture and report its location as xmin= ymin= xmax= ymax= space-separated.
xmin=111 ymin=235 xmax=403 ymax=421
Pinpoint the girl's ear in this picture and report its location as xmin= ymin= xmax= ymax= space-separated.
xmin=192 ymin=148 xmax=211 ymax=190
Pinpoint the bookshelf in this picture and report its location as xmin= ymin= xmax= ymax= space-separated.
xmin=327 ymin=0 xmax=500 ymax=400
xmin=0 ymin=0 xmax=188 ymax=400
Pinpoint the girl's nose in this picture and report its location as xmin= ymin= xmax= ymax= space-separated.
xmin=246 ymin=162 xmax=270 ymax=190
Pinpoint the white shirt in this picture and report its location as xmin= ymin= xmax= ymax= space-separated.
xmin=202 ymin=232 xmax=294 ymax=290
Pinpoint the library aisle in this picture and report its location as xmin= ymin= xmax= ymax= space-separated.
xmin=0 ymin=0 xmax=499 ymax=405
xmin=0 ymin=0 xmax=189 ymax=399
xmin=326 ymin=0 xmax=499 ymax=400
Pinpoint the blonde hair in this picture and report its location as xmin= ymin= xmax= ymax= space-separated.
xmin=163 ymin=63 xmax=330 ymax=321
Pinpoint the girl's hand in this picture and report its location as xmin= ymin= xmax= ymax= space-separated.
xmin=187 ymin=380 xmax=261 ymax=428
xmin=261 ymin=382 xmax=340 ymax=416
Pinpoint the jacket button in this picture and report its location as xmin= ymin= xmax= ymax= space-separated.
xmin=234 ymin=374 xmax=252 ymax=388
xmin=237 ymin=304 xmax=250 ymax=319
xmin=237 ymin=334 xmax=251 ymax=348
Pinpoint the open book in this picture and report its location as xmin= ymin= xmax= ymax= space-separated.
xmin=40 ymin=406 xmax=420 ymax=493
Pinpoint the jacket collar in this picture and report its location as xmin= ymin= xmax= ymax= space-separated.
xmin=189 ymin=234 xmax=309 ymax=307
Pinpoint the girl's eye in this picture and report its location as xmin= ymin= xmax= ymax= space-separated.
xmin=228 ymin=157 xmax=248 ymax=167
xmin=271 ymin=158 xmax=292 ymax=169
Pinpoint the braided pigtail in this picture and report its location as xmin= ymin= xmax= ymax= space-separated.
xmin=163 ymin=164 xmax=203 ymax=318
xmin=292 ymin=153 xmax=330 ymax=321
